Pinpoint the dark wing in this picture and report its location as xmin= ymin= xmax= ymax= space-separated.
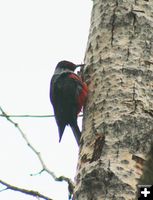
xmin=50 ymin=72 xmax=83 ymax=141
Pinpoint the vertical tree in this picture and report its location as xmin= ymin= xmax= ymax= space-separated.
xmin=75 ymin=0 xmax=153 ymax=199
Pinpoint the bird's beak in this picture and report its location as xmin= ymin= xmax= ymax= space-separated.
xmin=75 ymin=64 xmax=85 ymax=68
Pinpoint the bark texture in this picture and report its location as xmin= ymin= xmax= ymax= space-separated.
xmin=74 ymin=0 xmax=153 ymax=199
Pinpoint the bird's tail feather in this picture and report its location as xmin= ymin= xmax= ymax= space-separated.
xmin=58 ymin=125 xmax=66 ymax=142
xmin=70 ymin=124 xmax=81 ymax=145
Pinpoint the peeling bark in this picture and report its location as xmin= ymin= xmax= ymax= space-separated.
xmin=74 ymin=0 xmax=153 ymax=199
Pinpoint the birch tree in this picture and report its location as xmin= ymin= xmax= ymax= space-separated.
xmin=74 ymin=0 xmax=153 ymax=199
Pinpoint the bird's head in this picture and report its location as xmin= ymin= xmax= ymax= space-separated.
xmin=54 ymin=60 xmax=84 ymax=74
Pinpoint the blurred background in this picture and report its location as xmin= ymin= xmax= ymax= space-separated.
xmin=0 ymin=0 xmax=92 ymax=199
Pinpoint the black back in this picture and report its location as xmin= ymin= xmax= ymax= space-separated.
xmin=50 ymin=72 xmax=81 ymax=142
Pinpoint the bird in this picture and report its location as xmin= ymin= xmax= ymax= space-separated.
xmin=50 ymin=60 xmax=88 ymax=145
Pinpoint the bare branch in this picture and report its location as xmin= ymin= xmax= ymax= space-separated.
xmin=0 ymin=179 xmax=53 ymax=200
xmin=0 ymin=114 xmax=83 ymax=118
xmin=0 ymin=107 xmax=75 ymax=198
xmin=0 ymin=114 xmax=54 ymax=118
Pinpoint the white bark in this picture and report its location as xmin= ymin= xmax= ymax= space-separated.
xmin=75 ymin=0 xmax=153 ymax=199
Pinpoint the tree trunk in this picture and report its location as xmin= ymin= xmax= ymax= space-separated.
xmin=74 ymin=0 xmax=153 ymax=199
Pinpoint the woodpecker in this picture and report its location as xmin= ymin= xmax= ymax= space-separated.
xmin=50 ymin=60 xmax=88 ymax=145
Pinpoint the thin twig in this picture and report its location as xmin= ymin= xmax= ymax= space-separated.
xmin=0 ymin=179 xmax=53 ymax=200
xmin=0 ymin=114 xmax=54 ymax=118
xmin=0 ymin=107 xmax=75 ymax=198
xmin=0 ymin=187 xmax=8 ymax=192
xmin=0 ymin=114 xmax=83 ymax=118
